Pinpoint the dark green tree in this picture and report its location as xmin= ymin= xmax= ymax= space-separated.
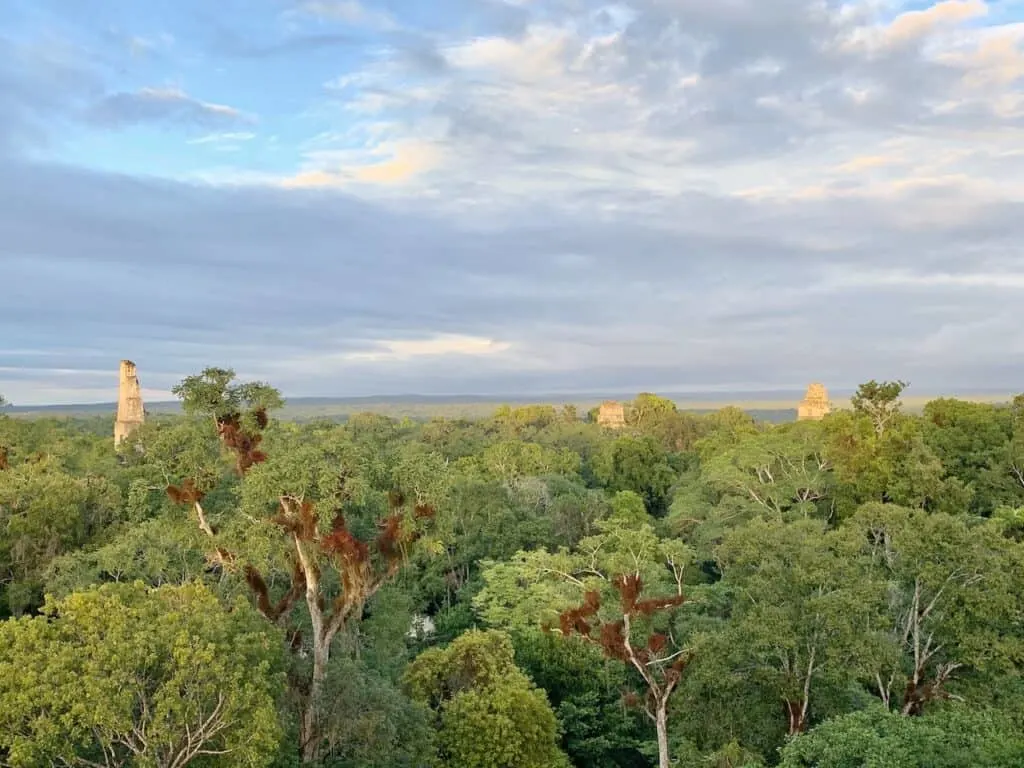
xmin=405 ymin=629 xmax=569 ymax=768
xmin=779 ymin=705 xmax=1024 ymax=767
xmin=592 ymin=435 xmax=677 ymax=516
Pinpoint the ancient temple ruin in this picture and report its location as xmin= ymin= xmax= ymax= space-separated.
xmin=797 ymin=382 xmax=831 ymax=421
xmin=597 ymin=400 xmax=626 ymax=429
xmin=114 ymin=359 xmax=145 ymax=446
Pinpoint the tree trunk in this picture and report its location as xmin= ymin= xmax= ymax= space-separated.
xmin=785 ymin=699 xmax=808 ymax=735
xmin=300 ymin=642 xmax=330 ymax=763
xmin=655 ymin=699 xmax=671 ymax=768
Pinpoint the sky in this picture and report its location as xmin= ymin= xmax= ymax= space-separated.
xmin=2 ymin=0 xmax=1024 ymax=405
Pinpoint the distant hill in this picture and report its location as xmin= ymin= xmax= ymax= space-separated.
xmin=4 ymin=390 xmax=1013 ymax=424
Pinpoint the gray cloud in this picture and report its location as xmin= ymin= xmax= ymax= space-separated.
xmin=2 ymin=0 xmax=1024 ymax=404
xmin=2 ymin=149 xmax=1023 ymax=404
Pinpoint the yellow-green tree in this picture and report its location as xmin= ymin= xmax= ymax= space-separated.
xmin=0 ymin=581 xmax=284 ymax=768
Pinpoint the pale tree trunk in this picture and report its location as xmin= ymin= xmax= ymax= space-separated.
xmin=655 ymin=698 xmax=671 ymax=768
xmin=295 ymin=532 xmax=327 ymax=764
xmin=623 ymin=613 xmax=677 ymax=768
xmin=300 ymin=643 xmax=330 ymax=763
xmin=292 ymin=528 xmax=374 ymax=764
xmin=193 ymin=500 xmax=215 ymax=537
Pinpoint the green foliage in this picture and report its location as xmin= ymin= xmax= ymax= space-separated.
xmin=0 ymin=456 xmax=122 ymax=614
xmin=710 ymin=517 xmax=893 ymax=734
xmin=474 ymin=516 xmax=692 ymax=632
xmin=922 ymin=398 xmax=1013 ymax=512
xmin=0 ymin=581 xmax=284 ymax=768
xmin=592 ymin=435 xmax=677 ymax=515
xmin=700 ymin=422 xmax=833 ymax=521
xmin=627 ymin=393 xmax=706 ymax=453
xmin=4 ymin=383 xmax=1024 ymax=767
xmin=849 ymin=503 xmax=1024 ymax=712
xmin=314 ymin=657 xmax=437 ymax=768
xmin=779 ymin=705 xmax=1024 ymax=767
xmin=851 ymin=379 xmax=908 ymax=435
xmin=511 ymin=630 xmax=648 ymax=767
xmin=405 ymin=629 xmax=570 ymax=768
xmin=464 ymin=440 xmax=581 ymax=485
xmin=172 ymin=367 xmax=284 ymax=421
xmin=823 ymin=411 xmax=970 ymax=517
xmin=492 ymin=405 xmax=562 ymax=434
xmin=608 ymin=489 xmax=651 ymax=527
xmin=43 ymin=515 xmax=211 ymax=597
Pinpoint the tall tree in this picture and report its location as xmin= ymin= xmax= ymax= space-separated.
xmin=628 ymin=394 xmax=705 ymax=453
xmin=591 ymin=436 xmax=677 ymax=516
xmin=629 ymin=393 xmax=678 ymax=428
xmin=165 ymin=368 xmax=438 ymax=764
xmin=852 ymin=503 xmax=1024 ymax=715
xmin=474 ymin=516 xmax=693 ymax=768
xmin=557 ymin=575 xmax=689 ymax=768
xmin=780 ymin=705 xmax=1024 ymax=767
xmin=0 ymin=455 xmax=121 ymax=615
xmin=712 ymin=517 xmax=892 ymax=736
xmin=851 ymin=380 xmax=908 ymax=436
xmin=0 ymin=394 xmax=10 ymax=473
xmin=511 ymin=628 xmax=648 ymax=768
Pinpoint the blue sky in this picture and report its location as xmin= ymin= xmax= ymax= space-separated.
xmin=2 ymin=0 xmax=1024 ymax=404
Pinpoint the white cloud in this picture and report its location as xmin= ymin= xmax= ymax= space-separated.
xmin=343 ymin=334 xmax=513 ymax=362
xmin=294 ymin=0 xmax=397 ymax=30
xmin=814 ymin=269 xmax=1024 ymax=292
xmin=283 ymin=0 xmax=1024 ymax=220
xmin=187 ymin=131 xmax=257 ymax=145
xmin=884 ymin=0 xmax=989 ymax=46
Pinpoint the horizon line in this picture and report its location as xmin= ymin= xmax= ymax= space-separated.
xmin=5 ymin=387 xmax=1018 ymax=411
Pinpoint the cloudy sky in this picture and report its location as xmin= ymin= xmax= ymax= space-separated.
xmin=2 ymin=0 xmax=1023 ymax=405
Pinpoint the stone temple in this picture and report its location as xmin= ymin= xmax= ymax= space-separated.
xmin=597 ymin=400 xmax=626 ymax=429
xmin=114 ymin=360 xmax=145 ymax=446
xmin=797 ymin=382 xmax=831 ymax=421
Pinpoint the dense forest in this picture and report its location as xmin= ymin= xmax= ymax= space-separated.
xmin=1 ymin=372 xmax=1023 ymax=768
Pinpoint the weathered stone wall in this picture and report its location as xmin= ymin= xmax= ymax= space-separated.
xmin=114 ymin=359 xmax=145 ymax=445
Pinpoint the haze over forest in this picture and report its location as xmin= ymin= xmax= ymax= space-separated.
xmin=4 ymin=0 xmax=1024 ymax=403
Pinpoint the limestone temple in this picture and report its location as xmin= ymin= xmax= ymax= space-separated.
xmin=114 ymin=359 xmax=145 ymax=446
xmin=797 ymin=382 xmax=831 ymax=421
xmin=597 ymin=400 xmax=626 ymax=428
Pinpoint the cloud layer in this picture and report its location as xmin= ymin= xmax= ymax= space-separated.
xmin=1 ymin=0 xmax=1023 ymax=404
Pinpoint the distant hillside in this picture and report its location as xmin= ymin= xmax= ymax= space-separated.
xmin=5 ymin=390 xmax=1013 ymax=424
